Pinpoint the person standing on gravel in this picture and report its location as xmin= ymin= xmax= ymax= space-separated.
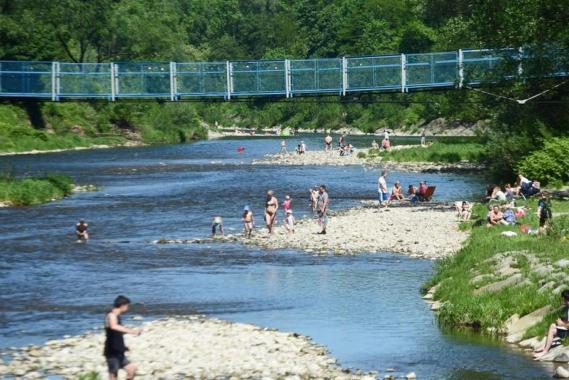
xmin=104 ymin=295 xmax=141 ymax=380
xmin=317 ymin=185 xmax=329 ymax=234
xmin=265 ymin=190 xmax=279 ymax=233
xmin=378 ymin=171 xmax=389 ymax=208
xmin=324 ymin=134 xmax=333 ymax=151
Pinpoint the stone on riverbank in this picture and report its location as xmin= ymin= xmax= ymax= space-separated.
xmin=0 ymin=316 xmax=371 ymax=379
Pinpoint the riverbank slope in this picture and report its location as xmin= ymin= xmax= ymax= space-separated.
xmin=423 ymin=199 xmax=569 ymax=372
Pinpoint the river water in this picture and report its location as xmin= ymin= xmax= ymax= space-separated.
xmin=0 ymin=136 xmax=552 ymax=379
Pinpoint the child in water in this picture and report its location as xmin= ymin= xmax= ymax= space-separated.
xmin=285 ymin=210 xmax=295 ymax=234
xmin=211 ymin=215 xmax=224 ymax=237
xmin=242 ymin=206 xmax=254 ymax=238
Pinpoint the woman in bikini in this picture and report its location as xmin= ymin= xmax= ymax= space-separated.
xmin=265 ymin=190 xmax=278 ymax=233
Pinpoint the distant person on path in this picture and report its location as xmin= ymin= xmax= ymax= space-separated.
xmin=317 ymin=185 xmax=329 ymax=234
xmin=265 ymin=190 xmax=278 ymax=233
xmin=279 ymin=140 xmax=287 ymax=154
xmin=378 ymin=171 xmax=389 ymax=208
xmin=242 ymin=206 xmax=254 ymax=238
xmin=104 ymin=295 xmax=141 ymax=380
xmin=324 ymin=134 xmax=333 ymax=151
xmin=420 ymin=127 xmax=427 ymax=147
xmin=76 ymin=219 xmax=89 ymax=242
xmin=339 ymin=134 xmax=345 ymax=147
xmin=537 ymin=191 xmax=552 ymax=234
xmin=285 ymin=210 xmax=295 ymax=234
xmin=534 ymin=290 xmax=569 ymax=359
xmin=212 ymin=215 xmax=224 ymax=237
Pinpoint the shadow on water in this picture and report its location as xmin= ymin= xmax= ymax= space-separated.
xmin=0 ymin=137 xmax=551 ymax=379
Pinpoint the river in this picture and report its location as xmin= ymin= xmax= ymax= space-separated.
xmin=0 ymin=136 xmax=552 ymax=379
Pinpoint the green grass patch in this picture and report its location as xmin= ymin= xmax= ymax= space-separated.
xmin=0 ymin=173 xmax=73 ymax=206
xmin=426 ymin=199 xmax=569 ymax=332
xmin=378 ymin=142 xmax=486 ymax=163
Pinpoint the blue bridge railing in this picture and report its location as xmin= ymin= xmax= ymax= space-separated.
xmin=0 ymin=48 xmax=566 ymax=101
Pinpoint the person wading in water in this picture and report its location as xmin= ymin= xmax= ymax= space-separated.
xmin=76 ymin=219 xmax=89 ymax=242
xmin=104 ymin=295 xmax=141 ymax=380
xmin=265 ymin=190 xmax=279 ymax=233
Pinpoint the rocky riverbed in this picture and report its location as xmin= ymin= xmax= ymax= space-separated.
xmin=0 ymin=316 xmax=385 ymax=380
xmin=252 ymin=149 xmax=485 ymax=173
xmin=157 ymin=204 xmax=467 ymax=260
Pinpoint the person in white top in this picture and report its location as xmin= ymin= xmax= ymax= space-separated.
xmin=378 ymin=171 xmax=389 ymax=208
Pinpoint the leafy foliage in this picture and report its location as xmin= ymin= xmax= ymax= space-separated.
xmin=517 ymin=138 xmax=569 ymax=186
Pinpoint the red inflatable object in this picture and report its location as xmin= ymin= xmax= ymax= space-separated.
xmin=237 ymin=147 xmax=245 ymax=153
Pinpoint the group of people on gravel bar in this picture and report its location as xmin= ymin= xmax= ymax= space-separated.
xmin=377 ymin=171 xmax=433 ymax=207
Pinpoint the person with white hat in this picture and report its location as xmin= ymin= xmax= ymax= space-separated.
xmin=284 ymin=209 xmax=295 ymax=234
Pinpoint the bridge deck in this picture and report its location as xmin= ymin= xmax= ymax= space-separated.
xmin=0 ymin=48 xmax=566 ymax=101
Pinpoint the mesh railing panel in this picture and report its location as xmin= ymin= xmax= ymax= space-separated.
xmin=59 ymin=63 xmax=112 ymax=97
xmin=406 ymin=52 xmax=457 ymax=88
xmin=232 ymin=61 xmax=286 ymax=95
xmin=116 ymin=62 xmax=170 ymax=97
xmin=0 ymin=61 xmax=52 ymax=97
xmin=290 ymin=59 xmax=342 ymax=94
xmin=347 ymin=56 xmax=401 ymax=91
xmin=176 ymin=62 xmax=227 ymax=97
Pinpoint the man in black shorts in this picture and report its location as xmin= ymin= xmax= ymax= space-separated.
xmin=104 ymin=295 xmax=141 ymax=380
xmin=534 ymin=290 xmax=569 ymax=359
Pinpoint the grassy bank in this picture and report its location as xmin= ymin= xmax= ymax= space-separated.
xmin=425 ymin=199 xmax=569 ymax=333
xmin=0 ymin=102 xmax=208 ymax=154
xmin=366 ymin=141 xmax=487 ymax=163
xmin=0 ymin=173 xmax=73 ymax=206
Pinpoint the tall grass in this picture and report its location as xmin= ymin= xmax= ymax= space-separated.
xmin=375 ymin=142 xmax=487 ymax=163
xmin=0 ymin=173 xmax=73 ymax=206
xmin=426 ymin=199 xmax=569 ymax=331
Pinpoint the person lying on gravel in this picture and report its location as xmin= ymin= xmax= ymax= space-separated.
xmin=487 ymin=205 xmax=508 ymax=227
xmin=105 ymin=295 xmax=141 ymax=380
xmin=534 ymin=290 xmax=569 ymax=359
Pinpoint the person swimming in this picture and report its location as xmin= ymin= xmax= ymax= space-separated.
xmin=76 ymin=219 xmax=89 ymax=243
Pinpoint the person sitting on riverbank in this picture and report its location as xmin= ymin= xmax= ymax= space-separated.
xmin=390 ymin=181 xmax=404 ymax=201
xmin=417 ymin=181 xmax=428 ymax=201
xmin=503 ymin=206 xmax=517 ymax=225
xmin=324 ymin=134 xmax=333 ymax=151
xmin=408 ymin=185 xmax=419 ymax=205
xmin=76 ymin=219 xmax=89 ymax=242
xmin=242 ymin=206 xmax=254 ymax=238
xmin=371 ymin=139 xmax=379 ymax=150
xmin=104 ymin=295 xmax=141 ymax=380
xmin=265 ymin=190 xmax=278 ymax=234
xmin=458 ymin=201 xmax=472 ymax=221
xmin=533 ymin=290 xmax=569 ymax=359
xmin=381 ymin=138 xmax=391 ymax=151
xmin=488 ymin=186 xmax=507 ymax=202
xmin=212 ymin=215 xmax=224 ymax=237
xmin=487 ymin=205 xmax=508 ymax=227
xmin=537 ymin=191 xmax=552 ymax=234
xmin=516 ymin=174 xmax=541 ymax=197
xmin=285 ymin=210 xmax=295 ymax=234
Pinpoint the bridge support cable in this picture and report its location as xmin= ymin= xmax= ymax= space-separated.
xmin=284 ymin=59 xmax=291 ymax=98
xmin=341 ymin=57 xmax=347 ymax=96
xmin=51 ymin=62 xmax=60 ymax=101
xmin=169 ymin=62 xmax=177 ymax=101
xmin=401 ymin=54 xmax=407 ymax=93
xmin=458 ymin=49 xmax=464 ymax=89
xmin=225 ymin=61 xmax=232 ymax=100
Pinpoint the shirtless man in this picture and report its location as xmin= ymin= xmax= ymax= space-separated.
xmin=324 ymin=134 xmax=333 ymax=151
xmin=76 ymin=219 xmax=89 ymax=242
xmin=265 ymin=190 xmax=279 ymax=233
xmin=104 ymin=296 xmax=141 ymax=380
xmin=487 ymin=205 xmax=507 ymax=227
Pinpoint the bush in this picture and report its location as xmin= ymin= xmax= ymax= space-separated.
xmin=516 ymin=138 xmax=569 ymax=186
xmin=356 ymin=152 xmax=367 ymax=159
